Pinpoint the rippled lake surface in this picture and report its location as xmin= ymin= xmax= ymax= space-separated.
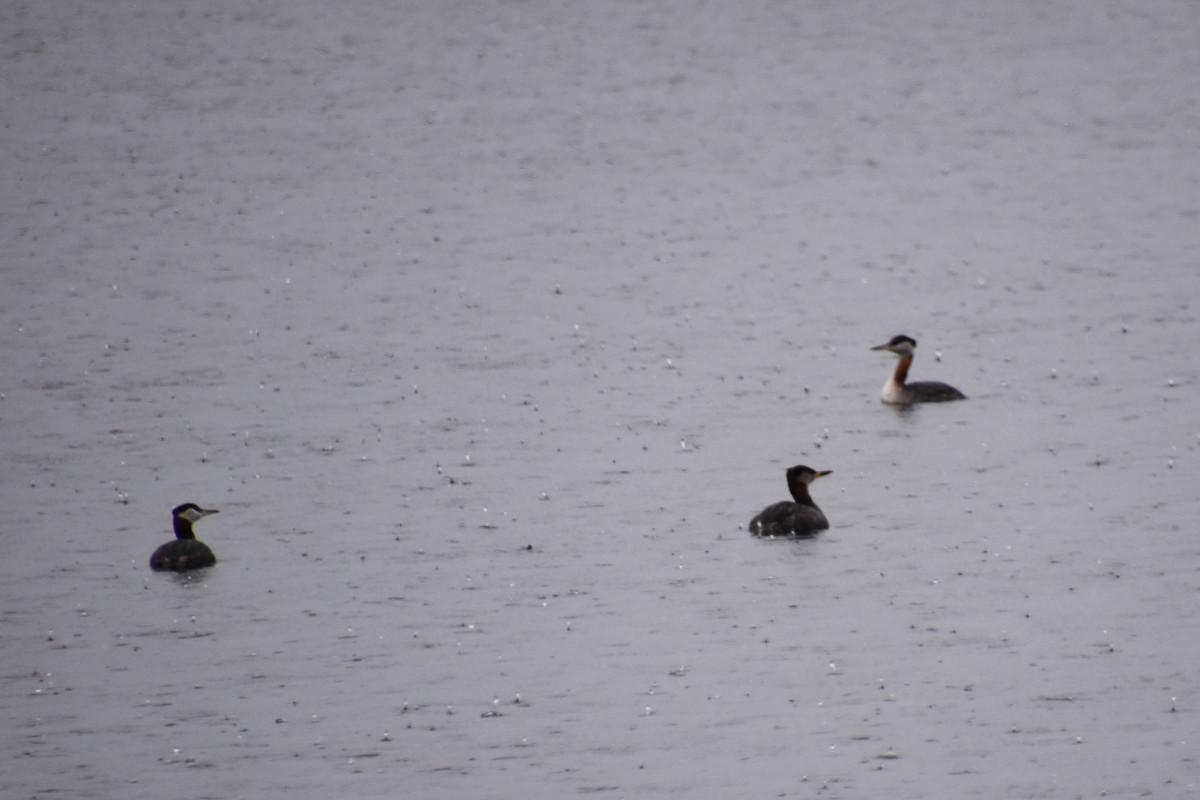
xmin=3 ymin=1 xmax=1199 ymax=797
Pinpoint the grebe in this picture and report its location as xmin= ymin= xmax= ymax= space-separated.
xmin=149 ymin=503 xmax=219 ymax=571
xmin=870 ymin=334 xmax=966 ymax=404
xmin=749 ymin=465 xmax=832 ymax=537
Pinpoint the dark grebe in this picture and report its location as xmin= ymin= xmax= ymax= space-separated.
xmin=749 ymin=465 xmax=832 ymax=537
xmin=870 ymin=334 xmax=966 ymax=405
xmin=149 ymin=503 xmax=219 ymax=571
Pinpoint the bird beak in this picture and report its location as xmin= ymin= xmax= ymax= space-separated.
xmin=815 ymin=470 xmax=832 ymax=479
xmin=870 ymin=343 xmax=890 ymax=351
xmin=202 ymin=508 xmax=220 ymax=517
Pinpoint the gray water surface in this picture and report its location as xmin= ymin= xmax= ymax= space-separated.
xmin=3 ymin=2 xmax=1199 ymax=798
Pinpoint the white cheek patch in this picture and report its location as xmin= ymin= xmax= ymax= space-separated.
xmin=179 ymin=507 xmax=205 ymax=523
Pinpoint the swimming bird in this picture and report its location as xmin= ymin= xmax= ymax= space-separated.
xmin=870 ymin=334 xmax=966 ymax=404
xmin=749 ymin=465 xmax=832 ymax=537
xmin=149 ymin=503 xmax=219 ymax=571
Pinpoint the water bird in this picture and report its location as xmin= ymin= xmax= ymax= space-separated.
xmin=149 ymin=503 xmax=219 ymax=571
xmin=749 ymin=465 xmax=832 ymax=537
xmin=870 ymin=334 xmax=966 ymax=404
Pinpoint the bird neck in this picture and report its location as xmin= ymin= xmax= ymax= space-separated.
xmin=892 ymin=353 xmax=913 ymax=386
xmin=173 ymin=516 xmax=197 ymax=540
xmin=788 ymin=480 xmax=815 ymax=506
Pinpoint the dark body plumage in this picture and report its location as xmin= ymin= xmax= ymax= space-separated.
xmin=149 ymin=503 xmax=219 ymax=571
xmin=749 ymin=465 xmax=831 ymax=537
xmin=871 ymin=334 xmax=966 ymax=405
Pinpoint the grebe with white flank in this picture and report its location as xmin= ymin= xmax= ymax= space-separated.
xmin=749 ymin=465 xmax=832 ymax=537
xmin=870 ymin=334 xmax=966 ymax=405
xmin=149 ymin=503 xmax=219 ymax=571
